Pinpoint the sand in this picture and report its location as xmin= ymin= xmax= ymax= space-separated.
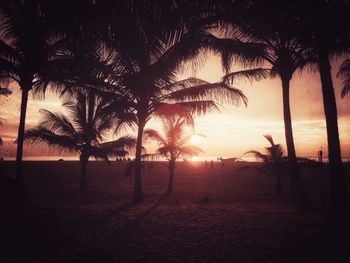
xmin=0 ymin=161 xmax=349 ymax=262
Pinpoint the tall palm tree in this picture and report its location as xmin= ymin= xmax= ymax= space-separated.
xmin=144 ymin=105 xmax=203 ymax=194
xmin=0 ymin=87 xmax=12 ymax=145
xmin=23 ymin=91 xmax=136 ymax=195
xmin=337 ymin=58 xmax=350 ymax=98
xmin=295 ymin=0 xmax=350 ymax=243
xmin=100 ymin=1 xmax=262 ymax=203
xmin=217 ymin=0 xmax=311 ymax=206
xmin=0 ymin=0 xmax=64 ymax=195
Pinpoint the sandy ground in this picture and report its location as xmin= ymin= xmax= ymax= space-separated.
xmin=0 ymin=161 xmax=349 ymax=262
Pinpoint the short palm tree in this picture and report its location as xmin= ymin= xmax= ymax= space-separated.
xmin=23 ymin=91 xmax=136 ymax=195
xmin=244 ymin=135 xmax=288 ymax=196
xmin=144 ymin=106 xmax=203 ymax=194
xmin=243 ymin=134 xmax=314 ymax=196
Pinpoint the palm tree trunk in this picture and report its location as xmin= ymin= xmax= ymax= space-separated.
xmin=317 ymin=43 xmax=349 ymax=241
xmin=281 ymin=77 xmax=297 ymax=161
xmin=133 ymin=117 xmax=145 ymax=203
xmin=15 ymin=88 xmax=29 ymax=198
xmin=281 ymin=76 xmax=308 ymax=208
xmin=167 ymin=159 xmax=175 ymax=194
xmin=79 ymin=153 xmax=88 ymax=194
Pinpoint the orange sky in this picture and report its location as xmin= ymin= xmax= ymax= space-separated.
xmin=0 ymin=54 xmax=349 ymax=160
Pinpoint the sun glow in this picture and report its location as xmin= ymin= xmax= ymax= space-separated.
xmin=190 ymin=156 xmax=199 ymax=162
xmin=189 ymin=134 xmax=204 ymax=145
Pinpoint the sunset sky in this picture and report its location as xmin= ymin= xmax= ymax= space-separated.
xmin=0 ymin=53 xmax=349 ymax=160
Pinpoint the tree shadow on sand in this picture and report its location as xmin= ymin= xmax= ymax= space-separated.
xmin=65 ymin=194 xmax=170 ymax=263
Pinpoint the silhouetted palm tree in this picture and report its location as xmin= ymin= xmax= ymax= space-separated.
xmin=109 ymin=75 xmax=246 ymax=202
xmin=217 ymin=0 xmax=310 ymax=206
xmin=337 ymin=58 xmax=350 ymax=98
xmin=144 ymin=105 xmax=203 ymax=194
xmin=23 ymin=91 xmax=136 ymax=195
xmin=100 ymin=2 xmax=258 ymax=203
xmin=0 ymin=0 xmax=65 ymax=195
xmin=299 ymin=0 xmax=350 ymax=245
xmin=245 ymin=135 xmax=290 ymax=196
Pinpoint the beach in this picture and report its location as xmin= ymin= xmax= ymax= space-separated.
xmin=1 ymin=160 xmax=349 ymax=262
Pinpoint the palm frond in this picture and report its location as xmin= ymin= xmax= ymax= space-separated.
xmin=114 ymin=112 xmax=138 ymax=133
xmin=266 ymin=144 xmax=284 ymax=161
xmin=211 ymin=37 xmax=266 ymax=72
xmin=173 ymin=101 xmax=221 ymax=116
xmin=337 ymin=59 xmax=350 ymax=78
xmin=0 ymin=87 xmax=12 ymax=96
xmin=157 ymin=146 xmax=173 ymax=157
xmin=38 ymin=109 xmax=77 ymax=137
xmin=223 ymin=68 xmax=270 ymax=85
xmin=144 ymin=129 xmax=167 ymax=145
xmin=245 ymin=150 xmax=269 ymax=163
xmin=263 ymin=134 xmax=275 ymax=146
xmin=0 ymin=39 xmax=19 ymax=64
xmin=178 ymin=145 xmax=203 ymax=156
xmin=164 ymin=81 xmax=248 ymax=106
xmin=340 ymin=82 xmax=350 ymax=98
xmin=98 ymin=135 xmax=137 ymax=154
xmin=0 ymin=58 xmax=18 ymax=82
xmin=23 ymin=127 xmax=79 ymax=153
xmin=153 ymin=103 xmax=195 ymax=128
xmin=89 ymin=145 xmax=128 ymax=161
xmin=337 ymin=59 xmax=350 ymax=98
xmin=160 ymin=77 xmax=209 ymax=92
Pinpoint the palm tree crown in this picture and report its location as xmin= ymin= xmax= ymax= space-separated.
xmin=144 ymin=106 xmax=203 ymax=162
xmin=24 ymin=91 xmax=136 ymax=193
xmin=144 ymin=106 xmax=203 ymax=193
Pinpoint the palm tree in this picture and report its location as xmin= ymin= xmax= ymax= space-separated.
xmin=100 ymin=2 xmax=262 ymax=203
xmin=217 ymin=0 xmax=311 ymax=206
xmin=0 ymin=0 xmax=64 ymax=195
xmin=244 ymin=135 xmax=292 ymax=196
xmin=297 ymin=0 xmax=350 ymax=244
xmin=255 ymin=0 xmax=350 ymax=248
xmin=0 ymin=87 xmax=12 ymax=145
xmin=23 ymin=91 xmax=136 ymax=195
xmin=337 ymin=58 xmax=350 ymax=98
xmin=244 ymin=135 xmax=315 ymax=196
xmin=108 ymin=75 xmax=246 ymax=203
xmin=144 ymin=105 xmax=203 ymax=194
